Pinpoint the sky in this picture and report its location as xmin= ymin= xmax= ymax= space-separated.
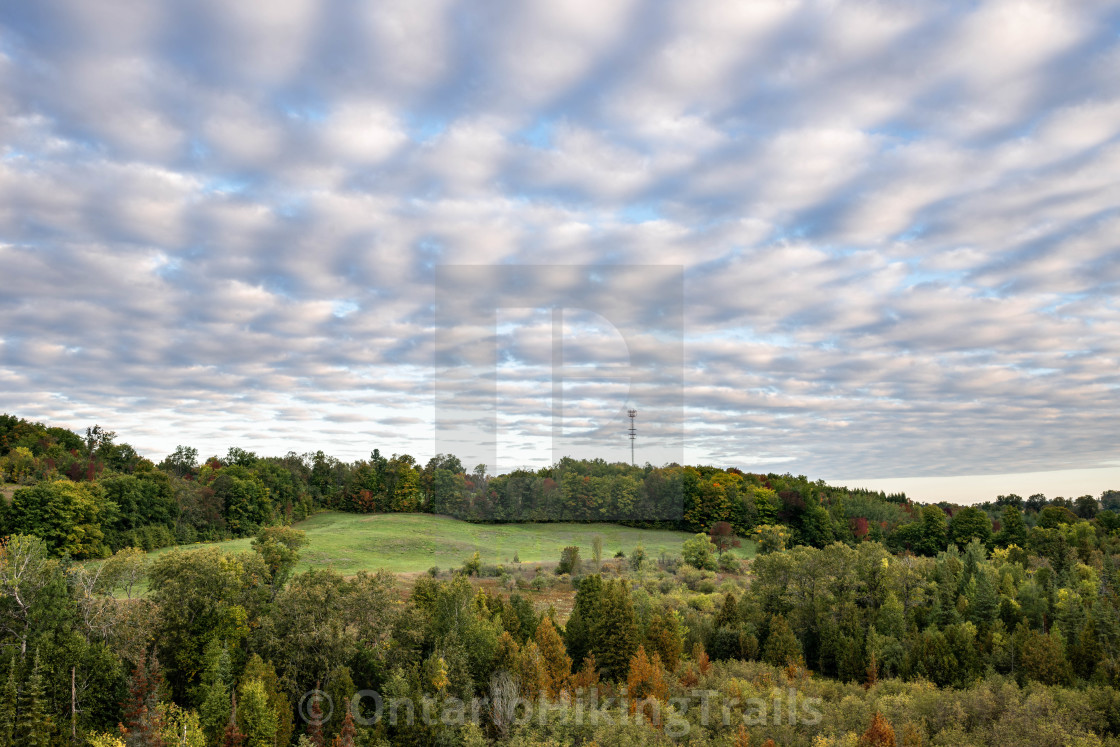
xmin=2 ymin=0 xmax=1120 ymax=503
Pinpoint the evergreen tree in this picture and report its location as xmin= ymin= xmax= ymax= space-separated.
xmin=199 ymin=641 xmax=233 ymax=745
xmin=713 ymin=592 xmax=740 ymax=630
xmin=516 ymin=641 xmax=546 ymax=697
xmin=122 ymin=651 xmax=165 ymax=747
xmin=625 ymin=646 xmax=667 ymax=723
xmin=565 ymin=575 xmax=603 ymax=666
xmin=304 ymin=692 xmax=325 ymax=747
xmin=968 ymin=568 xmax=1000 ymax=629
xmin=876 ymin=592 xmax=905 ymax=639
xmin=19 ymin=650 xmax=53 ymax=747
xmin=592 ymin=580 xmax=638 ymax=680
xmin=762 ymin=615 xmax=803 ymax=668
xmin=322 ymin=668 xmax=355 ymax=744
xmin=0 ymin=656 xmax=16 ymax=746
xmin=860 ymin=711 xmax=896 ymax=746
xmin=331 ymin=710 xmax=356 ymax=747
xmin=645 ymin=612 xmax=683 ymax=673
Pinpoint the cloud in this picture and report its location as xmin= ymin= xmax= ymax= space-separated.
xmin=1 ymin=0 xmax=1120 ymax=489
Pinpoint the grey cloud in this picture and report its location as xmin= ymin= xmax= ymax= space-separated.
xmin=2 ymin=0 xmax=1120 ymax=479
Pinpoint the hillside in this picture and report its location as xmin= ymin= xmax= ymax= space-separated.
xmin=148 ymin=511 xmax=742 ymax=575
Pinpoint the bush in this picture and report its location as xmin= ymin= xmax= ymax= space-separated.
xmin=658 ymin=553 xmax=681 ymax=573
xmin=462 ymin=551 xmax=481 ymax=576
xmin=682 ymin=534 xmax=718 ymax=570
xmin=557 ymin=545 xmax=581 ymax=575
xmin=717 ymin=552 xmax=741 ymax=574
xmin=428 ymin=566 xmax=440 ymax=577
xmin=629 ymin=543 xmax=646 ymax=573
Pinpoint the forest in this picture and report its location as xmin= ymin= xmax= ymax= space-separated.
xmin=2 ymin=412 xmax=1120 ymax=746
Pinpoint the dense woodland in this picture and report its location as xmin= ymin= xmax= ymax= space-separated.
xmin=2 ymin=412 xmax=1120 ymax=746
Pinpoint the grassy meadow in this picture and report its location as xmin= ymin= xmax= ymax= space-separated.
xmin=149 ymin=511 xmax=753 ymax=576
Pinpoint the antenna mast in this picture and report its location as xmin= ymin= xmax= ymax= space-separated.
xmin=627 ymin=409 xmax=637 ymax=465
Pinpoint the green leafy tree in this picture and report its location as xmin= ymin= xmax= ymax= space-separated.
xmin=994 ymin=505 xmax=1028 ymax=548
xmin=240 ymin=655 xmax=292 ymax=747
xmin=949 ymin=506 xmax=992 ymax=547
xmin=557 ymin=546 xmax=581 ymax=575
xmin=915 ymin=505 xmax=949 ymax=556
xmin=1018 ymin=627 xmax=1073 ymax=686
xmin=682 ymin=534 xmax=717 ymax=570
xmin=236 ymin=679 xmax=277 ymax=747
xmin=149 ymin=547 xmax=269 ymax=699
xmin=5 ymin=481 xmax=114 ymax=558
xmin=212 ymin=469 xmax=273 ymax=535
xmin=251 ymin=526 xmax=308 ymax=598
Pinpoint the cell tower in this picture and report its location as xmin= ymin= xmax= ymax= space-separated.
xmin=627 ymin=409 xmax=637 ymax=465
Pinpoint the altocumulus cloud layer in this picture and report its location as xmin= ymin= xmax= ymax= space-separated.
xmin=2 ymin=0 xmax=1120 ymax=483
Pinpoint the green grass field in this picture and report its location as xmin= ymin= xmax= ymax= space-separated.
xmin=151 ymin=512 xmax=755 ymax=575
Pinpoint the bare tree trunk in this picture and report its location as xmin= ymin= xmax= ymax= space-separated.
xmin=71 ymin=666 xmax=77 ymax=740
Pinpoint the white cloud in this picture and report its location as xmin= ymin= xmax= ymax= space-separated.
xmin=1 ymin=0 xmax=1120 ymax=486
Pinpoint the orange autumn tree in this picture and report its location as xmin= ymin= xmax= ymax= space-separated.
xmin=626 ymin=646 xmax=668 ymax=724
xmin=535 ymin=617 xmax=572 ymax=698
xmin=861 ymin=711 xmax=896 ymax=747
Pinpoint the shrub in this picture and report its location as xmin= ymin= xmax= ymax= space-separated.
xmin=718 ymin=552 xmax=742 ymax=574
xmin=462 ymin=551 xmax=481 ymax=576
xmin=658 ymin=553 xmax=681 ymax=573
xmin=629 ymin=543 xmax=646 ymax=573
xmin=683 ymin=534 xmax=718 ymax=570
xmin=557 ymin=546 xmax=581 ymax=575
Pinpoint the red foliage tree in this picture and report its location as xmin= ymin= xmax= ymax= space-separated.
xmin=709 ymin=521 xmax=741 ymax=557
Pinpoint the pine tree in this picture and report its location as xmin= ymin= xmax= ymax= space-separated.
xmin=713 ymin=592 xmax=740 ymax=630
xmin=20 ymin=650 xmax=54 ymax=747
xmin=122 ymin=650 xmax=165 ymax=747
xmin=592 ymin=580 xmax=638 ymax=681
xmin=535 ymin=617 xmax=572 ymax=698
xmin=762 ymin=615 xmax=803 ymax=668
xmin=876 ymin=592 xmax=905 ymax=638
xmin=0 ymin=656 xmax=16 ymax=746
xmin=572 ymin=654 xmax=600 ymax=692
xmin=565 ymin=575 xmax=603 ymax=666
xmin=305 ymin=691 xmax=326 ymax=747
xmin=331 ymin=710 xmax=356 ymax=747
xmin=968 ymin=567 xmax=1000 ymax=629
xmin=645 ymin=612 xmax=683 ymax=673
xmin=199 ymin=641 xmax=233 ymax=745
